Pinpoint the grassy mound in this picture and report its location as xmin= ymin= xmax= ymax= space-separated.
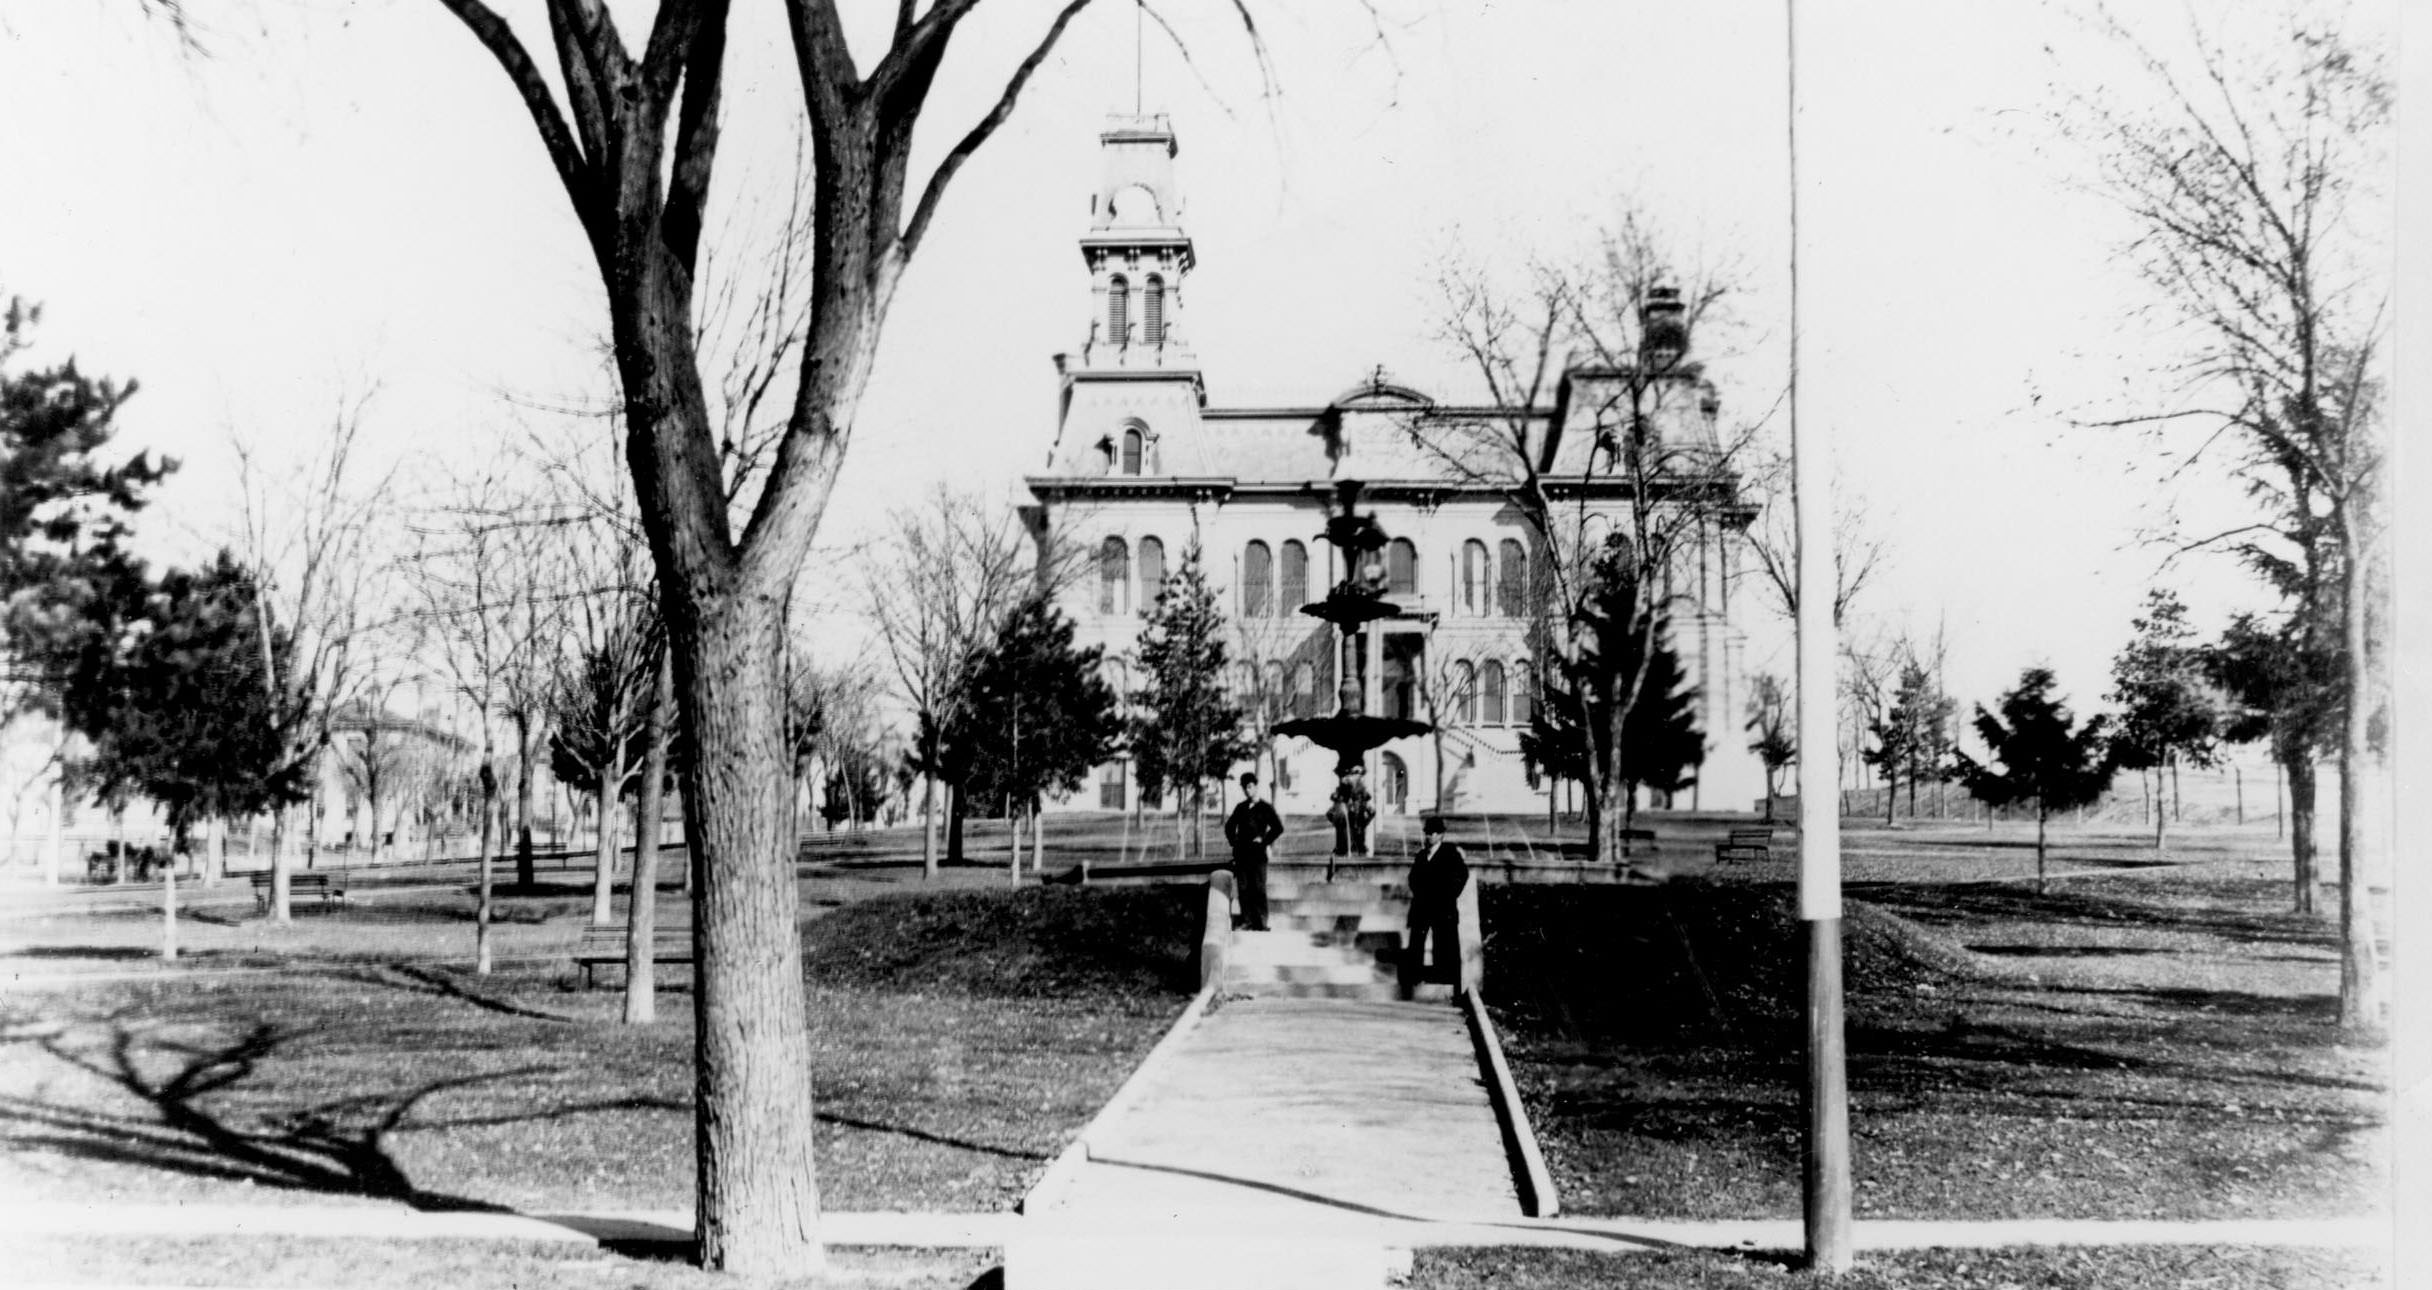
xmin=1481 ymin=881 xmax=1961 ymax=1047
xmin=802 ymin=883 xmax=1202 ymax=999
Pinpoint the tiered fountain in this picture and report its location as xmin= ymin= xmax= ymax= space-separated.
xmin=1273 ymin=480 xmax=1433 ymax=859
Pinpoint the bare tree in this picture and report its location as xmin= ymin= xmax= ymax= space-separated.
xmin=1743 ymin=462 xmax=1885 ymax=630
xmin=2055 ymin=5 xmax=2389 ymax=1033
xmin=1414 ymin=209 xmax=1765 ymax=863
xmin=426 ymin=0 xmax=1370 ymax=1266
xmin=230 ymin=398 xmax=393 ymax=924
xmin=407 ymin=463 xmax=567 ymax=971
xmin=865 ymin=486 xmax=1069 ymax=875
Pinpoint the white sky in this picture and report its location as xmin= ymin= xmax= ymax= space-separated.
xmin=0 ymin=0 xmax=2400 ymax=725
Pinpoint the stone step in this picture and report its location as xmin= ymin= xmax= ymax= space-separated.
xmin=1227 ymin=979 xmax=1455 ymax=1001
xmin=1230 ymin=961 xmax=1394 ymax=987
xmin=1270 ymin=911 xmax=1406 ymax=936
xmin=1271 ymin=896 xmax=1405 ymax=920
xmin=1226 ymin=936 xmax=1393 ymax=969
xmin=1267 ymin=879 xmax=1404 ymax=902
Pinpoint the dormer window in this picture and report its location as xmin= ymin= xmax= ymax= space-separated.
xmin=1108 ymin=276 xmax=1130 ymax=345
xmin=1120 ymin=425 xmax=1145 ymax=476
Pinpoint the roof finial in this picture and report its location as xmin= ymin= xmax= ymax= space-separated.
xmin=1133 ymin=0 xmax=1144 ymax=115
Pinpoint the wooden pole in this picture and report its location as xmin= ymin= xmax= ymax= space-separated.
xmin=1787 ymin=0 xmax=1851 ymax=1272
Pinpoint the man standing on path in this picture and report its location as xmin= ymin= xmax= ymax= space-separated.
xmin=1401 ymin=814 xmax=1469 ymax=996
xmin=1224 ymin=772 xmax=1284 ymax=931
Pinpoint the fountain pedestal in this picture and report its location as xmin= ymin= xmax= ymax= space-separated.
xmin=1271 ymin=481 xmax=1433 ymax=859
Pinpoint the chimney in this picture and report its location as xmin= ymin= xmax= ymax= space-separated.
xmin=1640 ymin=285 xmax=1688 ymax=370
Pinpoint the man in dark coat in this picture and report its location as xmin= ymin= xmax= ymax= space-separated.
xmin=1401 ymin=814 xmax=1470 ymax=995
xmin=1224 ymin=772 xmax=1284 ymax=931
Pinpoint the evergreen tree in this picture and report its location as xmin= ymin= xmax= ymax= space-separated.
xmin=1954 ymin=667 xmax=2114 ymax=889
xmin=71 ymin=551 xmax=311 ymax=855
xmin=2201 ymin=610 xmax=2339 ymax=911
xmin=2107 ymin=588 xmax=2225 ymax=849
xmin=1744 ymin=672 xmax=1796 ymax=808
xmin=1128 ymin=543 xmax=1253 ymax=857
xmin=1 ymin=294 xmax=174 ymax=722
xmin=1522 ymin=551 xmax=1703 ymax=838
xmin=1866 ymin=661 xmax=1957 ymax=823
xmin=959 ymin=597 xmax=1120 ymax=821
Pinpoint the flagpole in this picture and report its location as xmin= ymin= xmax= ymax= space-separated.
xmin=1787 ymin=0 xmax=1853 ymax=1273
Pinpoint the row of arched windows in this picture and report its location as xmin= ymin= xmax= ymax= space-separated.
xmin=1239 ymin=540 xmax=1310 ymax=616
xmin=1458 ymin=538 xmax=1533 ymax=617
xmin=1218 ymin=657 xmax=1538 ymax=728
xmin=1098 ymin=535 xmax=1166 ymax=615
xmin=1097 ymin=531 xmax=1538 ymax=621
xmin=1106 ymin=275 xmax=1168 ymax=347
xmin=1445 ymin=659 xmax=1537 ymax=727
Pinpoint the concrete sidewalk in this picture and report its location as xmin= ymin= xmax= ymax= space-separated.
xmin=1023 ymin=994 xmax=1522 ymax=1223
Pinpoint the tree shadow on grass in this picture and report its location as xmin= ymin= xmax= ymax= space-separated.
xmin=1861 ymin=882 xmax=2336 ymax=950
xmin=0 ymin=1010 xmax=678 ymax=1212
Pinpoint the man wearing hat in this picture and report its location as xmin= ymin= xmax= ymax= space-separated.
xmin=1402 ymin=814 xmax=1469 ymax=995
xmin=1223 ymin=772 xmax=1285 ymax=931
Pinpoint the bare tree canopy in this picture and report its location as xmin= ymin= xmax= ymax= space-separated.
xmin=425 ymin=0 xmax=1338 ymax=1269
xmin=2051 ymin=3 xmax=2388 ymax=1035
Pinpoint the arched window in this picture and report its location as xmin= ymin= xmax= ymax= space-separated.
xmin=1107 ymin=275 xmax=1130 ymax=344
xmin=1243 ymin=540 xmax=1273 ymax=617
xmin=1498 ymin=538 xmax=1528 ymax=617
xmin=1098 ymin=537 xmax=1130 ymax=615
xmin=1234 ymin=661 xmax=1258 ymax=699
xmin=1482 ymin=661 xmax=1507 ymax=725
xmin=1462 ymin=539 xmax=1488 ymax=615
xmin=1453 ymin=660 xmax=1478 ymax=725
xmin=1279 ymin=540 xmax=1308 ymax=610
xmin=1288 ymin=661 xmax=1315 ymax=719
xmin=1137 ymin=535 xmax=1166 ymax=601
xmin=1120 ymin=425 xmax=1145 ymax=476
xmin=1264 ymin=660 xmax=1285 ymax=718
xmin=1580 ymin=514 xmax=1612 ymax=558
xmin=1143 ymin=275 xmax=1166 ymax=346
xmin=1513 ymin=661 xmax=1536 ymax=726
xmin=1385 ymin=538 xmax=1417 ymax=597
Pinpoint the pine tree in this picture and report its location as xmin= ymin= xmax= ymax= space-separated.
xmin=1523 ymin=553 xmax=1703 ymax=840
xmin=1744 ymin=672 xmax=1797 ymax=810
xmin=1955 ymin=668 xmax=2114 ymax=890
xmin=2107 ymin=588 xmax=2225 ymax=849
xmin=955 ymin=596 xmax=1120 ymax=864
xmin=71 ymin=551 xmax=311 ymax=854
xmin=1128 ymin=543 xmax=1253 ymax=858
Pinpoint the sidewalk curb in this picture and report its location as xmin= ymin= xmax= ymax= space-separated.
xmin=1463 ymin=989 xmax=1557 ymax=1219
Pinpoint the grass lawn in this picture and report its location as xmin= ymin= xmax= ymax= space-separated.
xmin=0 ymin=884 xmax=1198 ymax=1215
xmin=1482 ymin=851 xmax=2384 ymax=1225
xmin=1410 ymin=1244 xmax=2383 ymax=1289
xmin=11 ymin=1235 xmax=999 ymax=1289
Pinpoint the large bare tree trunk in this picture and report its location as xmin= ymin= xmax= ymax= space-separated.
xmin=2288 ymin=755 xmax=2319 ymax=915
xmin=627 ymin=653 xmax=675 ymax=1025
xmin=2335 ymin=529 xmax=2382 ymax=1036
xmin=673 ymin=593 xmax=820 ymax=1272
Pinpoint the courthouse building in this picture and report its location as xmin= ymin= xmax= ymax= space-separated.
xmin=1026 ymin=115 xmax=1766 ymax=818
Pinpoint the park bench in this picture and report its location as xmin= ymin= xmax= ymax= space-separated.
xmin=251 ymin=871 xmax=347 ymax=906
xmin=1714 ymin=827 xmax=1775 ymax=865
xmin=572 ymin=924 xmax=694 ymax=989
